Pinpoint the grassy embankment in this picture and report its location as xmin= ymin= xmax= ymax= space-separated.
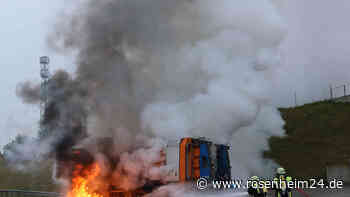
xmin=264 ymin=100 xmax=350 ymax=179
xmin=0 ymin=158 xmax=59 ymax=191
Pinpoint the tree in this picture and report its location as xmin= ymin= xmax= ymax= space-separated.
xmin=3 ymin=134 xmax=28 ymax=160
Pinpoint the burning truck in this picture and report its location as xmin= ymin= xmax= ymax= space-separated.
xmin=55 ymin=137 xmax=231 ymax=197
xmin=15 ymin=1 xmax=288 ymax=197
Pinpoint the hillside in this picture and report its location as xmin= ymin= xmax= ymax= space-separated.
xmin=0 ymin=158 xmax=59 ymax=191
xmin=264 ymin=100 xmax=350 ymax=179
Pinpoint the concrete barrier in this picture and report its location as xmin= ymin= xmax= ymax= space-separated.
xmin=327 ymin=165 xmax=350 ymax=183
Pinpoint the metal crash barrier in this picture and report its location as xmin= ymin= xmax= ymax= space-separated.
xmin=0 ymin=190 xmax=60 ymax=197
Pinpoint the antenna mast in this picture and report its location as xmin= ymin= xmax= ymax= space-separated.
xmin=39 ymin=56 xmax=50 ymax=138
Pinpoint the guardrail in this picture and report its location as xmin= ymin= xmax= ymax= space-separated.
xmin=0 ymin=190 xmax=61 ymax=197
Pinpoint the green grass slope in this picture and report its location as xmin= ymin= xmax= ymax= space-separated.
xmin=0 ymin=158 xmax=59 ymax=191
xmin=264 ymin=100 xmax=350 ymax=179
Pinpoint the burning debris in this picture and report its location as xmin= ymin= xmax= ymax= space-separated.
xmin=16 ymin=0 xmax=287 ymax=196
xmin=67 ymin=163 xmax=104 ymax=197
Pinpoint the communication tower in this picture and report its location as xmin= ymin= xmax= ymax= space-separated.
xmin=39 ymin=56 xmax=50 ymax=137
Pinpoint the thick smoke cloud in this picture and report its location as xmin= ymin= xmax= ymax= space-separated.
xmin=16 ymin=0 xmax=287 ymax=194
xmin=16 ymin=82 xmax=41 ymax=104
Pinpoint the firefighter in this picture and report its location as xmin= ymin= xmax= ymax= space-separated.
xmin=273 ymin=167 xmax=292 ymax=197
xmin=248 ymin=176 xmax=267 ymax=197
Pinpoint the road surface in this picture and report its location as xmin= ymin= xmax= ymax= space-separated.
xmin=267 ymin=187 xmax=350 ymax=197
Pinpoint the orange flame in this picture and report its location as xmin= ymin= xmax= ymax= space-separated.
xmin=67 ymin=163 xmax=105 ymax=197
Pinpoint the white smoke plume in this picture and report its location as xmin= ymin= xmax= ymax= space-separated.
xmin=137 ymin=0 xmax=287 ymax=178
xmin=16 ymin=0 xmax=287 ymax=195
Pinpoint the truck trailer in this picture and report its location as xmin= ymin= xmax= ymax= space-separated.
xmin=110 ymin=137 xmax=232 ymax=197
xmin=57 ymin=137 xmax=231 ymax=197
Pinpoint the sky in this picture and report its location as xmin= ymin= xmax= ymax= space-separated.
xmin=0 ymin=0 xmax=74 ymax=148
xmin=1 ymin=0 xmax=350 ymax=148
xmin=277 ymin=0 xmax=350 ymax=105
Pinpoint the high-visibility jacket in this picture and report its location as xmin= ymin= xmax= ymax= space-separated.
xmin=248 ymin=187 xmax=267 ymax=197
xmin=262 ymin=181 xmax=268 ymax=194
xmin=273 ymin=175 xmax=292 ymax=197
xmin=248 ymin=180 xmax=268 ymax=197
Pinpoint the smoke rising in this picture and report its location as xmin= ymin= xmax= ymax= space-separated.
xmin=16 ymin=82 xmax=41 ymax=104
xmin=16 ymin=0 xmax=287 ymax=195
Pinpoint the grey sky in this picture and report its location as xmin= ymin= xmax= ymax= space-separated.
xmin=276 ymin=0 xmax=350 ymax=106
xmin=0 ymin=0 xmax=73 ymax=148
xmin=1 ymin=0 xmax=350 ymax=148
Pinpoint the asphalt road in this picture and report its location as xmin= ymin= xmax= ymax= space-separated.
xmin=298 ymin=187 xmax=350 ymax=197
xmin=266 ymin=187 xmax=350 ymax=197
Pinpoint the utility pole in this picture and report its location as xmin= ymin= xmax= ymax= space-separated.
xmin=294 ymin=91 xmax=297 ymax=107
xmin=39 ymin=56 xmax=50 ymax=139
